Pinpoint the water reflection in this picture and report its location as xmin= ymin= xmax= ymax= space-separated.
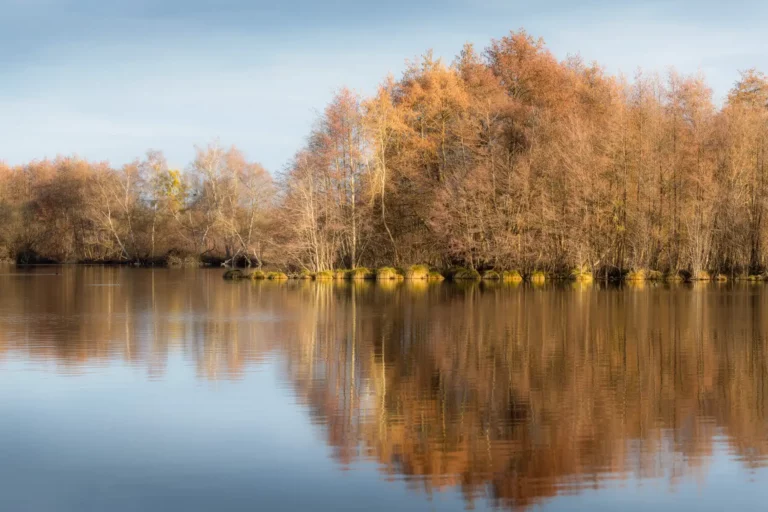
xmin=1 ymin=267 xmax=767 ymax=510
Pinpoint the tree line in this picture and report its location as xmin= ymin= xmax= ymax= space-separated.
xmin=2 ymin=30 xmax=767 ymax=277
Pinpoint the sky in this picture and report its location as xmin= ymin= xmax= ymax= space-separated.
xmin=1 ymin=0 xmax=766 ymax=173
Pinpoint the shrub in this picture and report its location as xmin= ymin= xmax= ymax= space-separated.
xmin=571 ymin=266 xmax=593 ymax=282
xmin=249 ymin=270 xmax=266 ymax=280
xmin=298 ymin=270 xmax=314 ymax=280
xmin=266 ymin=271 xmax=288 ymax=280
xmin=376 ymin=267 xmax=403 ymax=280
xmin=427 ymin=270 xmax=445 ymax=281
xmin=692 ymin=271 xmax=711 ymax=281
xmin=502 ymin=270 xmax=523 ymax=283
xmin=183 ymin=256 xmax=201 ymax=268
xmin=347 ymin=267 xmax=373 ymax=280
xmin=625 ymin=269 xmax=646 ymax=281
xmin=647 ymin=270 xmax=663 ymax=281
xmin=166 ymin=254 xmax=183 ymax=268
xmin=715 ymin=274 xmax=728 ymax=282
xmin=0 ymin=246 xmax=14 ymax=263
xmin=404 ymin=264 xmax=430 ymax=279
xmin=482 ymin=270 xmax=501 ymax=280
xmin=530 ymin=271 xmax=547 ymax=284
xmin=333 ymin=270 xmax=347 ymax=280
xmin=315 ymin=270 xmax=333 ymax=280
xmin=167 ymin=254 xmax=201 ymax=268
xmin=454 ymin=268 xmax=481 ymax=280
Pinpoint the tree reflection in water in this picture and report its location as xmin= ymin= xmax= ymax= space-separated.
xmin=1 ymin=267 xmax=766 ymax=510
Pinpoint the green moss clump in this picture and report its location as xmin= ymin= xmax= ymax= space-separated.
xmin=427 ymin=270 xmax=445 ymax=281
xmin=529 ymin=271 xmax=547 ymax=284
xmin=347 ymin=267 xmax=374 ymax=280
xmin=453 ymin=268 xmax=481 ymax=280
xmin=315 ymin=270 xmax=333 ymax=280
xmin=249 ymin=270 xmax=266 ymax=280
xmin=298 ymin=270 xmax=314 ymax=280
xmin=405 ymin=264 xmax=430 ymax=280
xmin=482 ymin=270 xmax=501 ymax=280
xmin=266 ymin=271 xmax=288 ymax=280
xmin=376 ymin=267 xmax=403 ymax=280
xmin=223 ymin=269 xmax=246 ymax=280
xmin=502 ymin=270 xmax=523 ymax=283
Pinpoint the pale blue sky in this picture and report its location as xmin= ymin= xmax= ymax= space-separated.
xmin=1 ymin=0 xmax=766 ymax=172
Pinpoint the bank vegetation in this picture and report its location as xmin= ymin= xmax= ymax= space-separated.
xmin=2 ymin=31 xmax=767 ymax=279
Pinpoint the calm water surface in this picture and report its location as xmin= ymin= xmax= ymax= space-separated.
xmin=1 ymin=267 xmax=767 ymax=511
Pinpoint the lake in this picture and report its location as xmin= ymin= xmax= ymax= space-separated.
xmin=1 ymin=267 xmax=767 ymax=511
